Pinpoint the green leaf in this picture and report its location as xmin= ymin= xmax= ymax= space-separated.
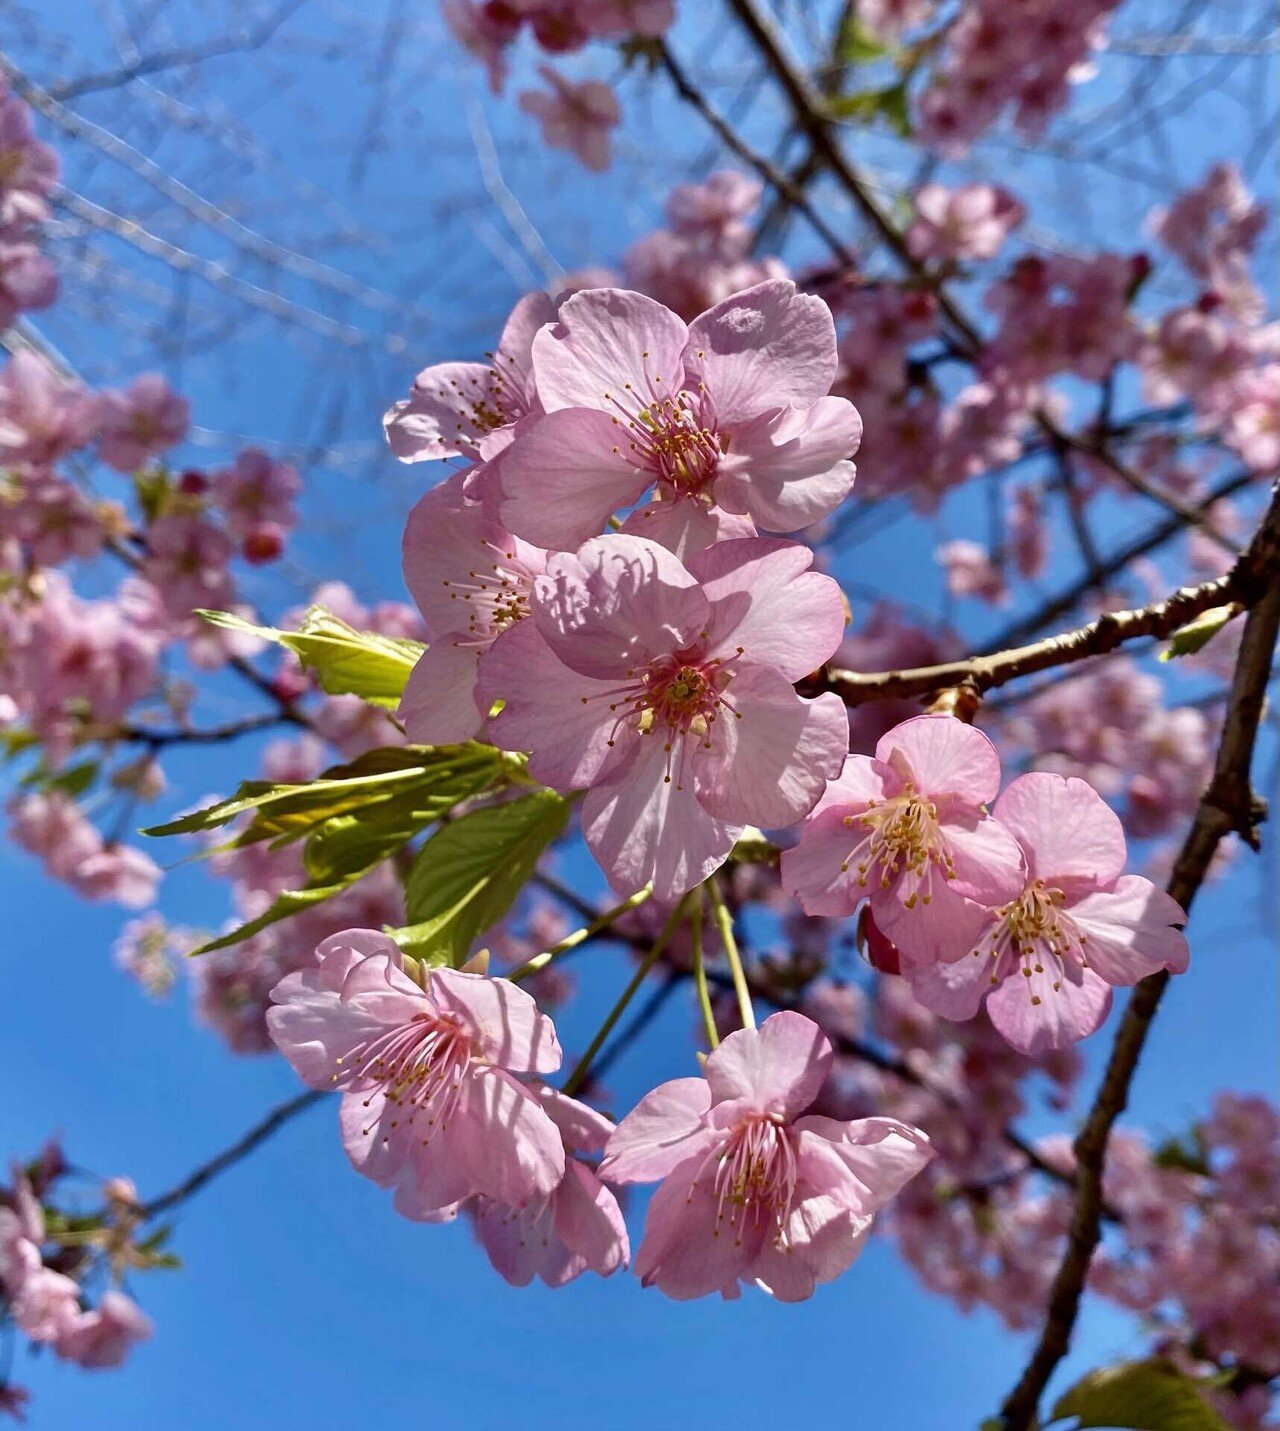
xmin=161 ymin=744 xmax=511 ymax=956
xmin=837 ymin=15 xmax=890 ymax=63
xmin=21 ymin=759 xmax=99 ymax=797
xmin=1159 ymin=603 xmax=1242 ymax=662
xmin=397 ymin=789 xmax=569 ymax=967
xmin=143 ymin=746 xmax=489 ymax=840
xmin=826 ymin=81 xmax=911 ymax=136
xmin=198 ymin=606 xmax=423 ymax=707
xmin=1050 ymin=1359 xmax=1232 ymax=1431
xmin=1151 ymin=1131 xmax=1211 ymax=1177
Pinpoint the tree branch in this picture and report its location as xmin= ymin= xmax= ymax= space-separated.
xmin=141 ymin=1089 xmax=326 ymax=1221
xmin=996 ymin=481 xmax=1280 ymax=1431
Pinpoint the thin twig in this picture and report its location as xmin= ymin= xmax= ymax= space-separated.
xmin=141 ymin=1089 xmax=326 ymax=1220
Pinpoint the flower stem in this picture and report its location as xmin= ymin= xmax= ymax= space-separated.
xmin=507 ymin=885 xmax=653 ymax=984
xmin=562 ymin=896 xmax=687 ymax=1097
xmin=708 ymin=876 xmax=755 ymax=1031
xmin=690 ymin=886 xmax=719 ymax=1050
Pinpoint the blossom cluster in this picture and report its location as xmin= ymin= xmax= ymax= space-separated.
xmin=444 ymin=0 xmax=676 ymax=170
xmin=0 ymin=76 xmax=58 ymax=328
xmin=0 ymin=1147 xmax=154 ymax=1418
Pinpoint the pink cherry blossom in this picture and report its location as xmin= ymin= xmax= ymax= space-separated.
xmin=937 ymin=539 xmax=1006 ymax=604
xmin=399 ymin=474 xmax=547 ymax=743
xmin=209 ymin=447 xmax=301 ymax=540
xmin=782 ymin=714 xmax=1026 ymax=961
xmin=499 ymin=280 xmax=860 ymax=556
xmin=54 ymin=1291 xmax=153 ymax=1369
xmin=480 ymin=534 xmax=849 ymax=901
xmin=0 ymin=237 xmax=57 ymax=329
xmin=268 ymin=929 xmax=566 ymax=1219
xmin=0 ymin=352 xmax=98 ymax=468
xmin=0 ymin=86 xmax=59 ymax=228
xmin=518 ymin=67 xmax=620 ymax=173
xmin=95 ymin=374 xmax=190 ymax=473
xmin=907 ymin=183 xmax=1025 ymax=263
xmin=142 ymin=511 xmax=236 ymax=619
xmin=600 ymin=1011 xmax=932 ymax=1300
xmin=384 ymin=291 xmax=554 ymax=465
xmin=10 ymin=1265 xmax=80 ymax=1342
xmin=904 ymin=772 xmax=1190 ymax=1054
xmin=442 ymin=0 xmax=519 ymax=92
xmin=470 ymin=1086 xmax=629 ymax=1286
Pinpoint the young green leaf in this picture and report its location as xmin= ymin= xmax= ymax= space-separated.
xmin=1158 ymin=603 xmax=1242 ymax=662
xmin=197 ymin=606 xmax=423 ymax=707
xmin=1049 ymin=1359 xmax=1232 ymax=1431
xmin=396 ymin=789 xmax=570 ymax=967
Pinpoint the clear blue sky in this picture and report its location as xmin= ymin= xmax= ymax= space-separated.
xmin=3 ymin=3 xmax=1276 ymax=1426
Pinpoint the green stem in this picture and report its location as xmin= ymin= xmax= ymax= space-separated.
xmin=507 ymin=885 xmax=653 ymax=984
xmin=708 ymin=877 xmax=755 ymax=1031
xmin=562 ymin=896 xmax=687 ymax=1096
xmin=690 ymin=886 xmax=720 ymax=1050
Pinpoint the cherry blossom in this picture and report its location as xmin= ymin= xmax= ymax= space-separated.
xmin=782 ymin=714 xmax=1025 ymax=962
xmin=600 ymin=1011 xmax=932 ymax=1300
xmin=384 ymin=291 xmax=553 ymax=465
xmin=94 ymin=373 xmax=190 ymax=473
xmin=498 ymin=280 xmax=860 ymax=557
xmin=907 ymin=183 xmax=1025 ymax=263
xmin=905 ymin=773 xmax=1190 ymax=1053
xmin=268 ymin=929 xmax=566 ymax=1219
xmin=480 ymin=534 xmax=848 ymax=901
xmin=470 ymin=1086 xmax=629 ymax=1286
xmin=518 ymin=67 xmax=620 ymax=172
xmin=398 ymin=474 xmax=547 ymax=744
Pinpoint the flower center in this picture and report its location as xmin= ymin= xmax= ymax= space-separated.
xmin=441 ymin=545 xmax=534 ymax=646
xmin=840 ymin=784 xmax=956 ymax=907
xmin=581 ymin=647 xmax=745 ymax=790
xmin=709 ymin=1115 xmax=798 ymax=1239
xmin=602 ymin=352 xmax=722 ymax=501
xmin=338 ymin=1013 xmax=475 ymax=1140
xmin=973 ymin=879 xmax=1087 ymax=1004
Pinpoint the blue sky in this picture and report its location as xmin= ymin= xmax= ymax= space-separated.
xmin=3 ymin=2 xmax=1277 ymax=1426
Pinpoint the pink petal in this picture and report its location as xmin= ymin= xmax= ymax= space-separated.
xmin=498 ymin=407 xmax=651 ymax=549
xmin=942 ymin=805 xmax=1028 ymax=905
xmin=902 ymin=947 xmax=991 ymax=1020
xmin=749 ymin=1199 xmax=869 ymax=1302
xmin=811 ymin=754 xmax=891 ymax=818
xmin=397 ymin=643 xmax=485 ymax=745
xmin=875 ymin=714 xmax=1003 ymax=803
xmin=794 ymin=1117 xmax=934 ymax=1214
xmin=551 ymin=1160 xmax=630 ymax=1279
xmin=1069 ymin=876 xmax=1190 ymax=983
xmin=685 ymin=279 xmax=837 ymax=427
xmin=496 ymin=290 xmax=556 ymax=375
xmin=686 ymin=536 xmax=847 ymax=680
xmin=531 ymin=534 xmax=708 ymax=680
xmin=779 ymin=806 xmax=864 ymax=918
xmin=383 ymin=360 xmax=497 ymax=462
xmin=633 ymin=1150 xmax=762 ymax=1299
xmin=601 ymin=1076 xmax=715 ymax=1184
xmin=716 ymin=398 xmax=860 ymax=531
xmin=538 ymin=1086 xmax=616 ymax=1156
xmin=428 ymin=968 xmax=562 ymax=1074
xmin=697 ymin=666 xmax=848 ymax=829
xmin=582 ymin=738 xmax=741 ymax=902
xmin=705 ymin=1011 xmax=832 ymax=1119
xmin=452 ymin=1068 xmax=566 ymax=1205
xmin=532 ymin=287 xmax=689 ymax=414
xmin=994 ymin=772 xmax=1127 ymax=888
xmin=266 ymin=973 xmax=389 ymax=1089
xmin=986 ymin=963 xmax=1113 ymax=1054
xmin=339 ymin=1090 xmax=421 ymax=1190
xmin=619 ymin=492 xmax=756 ymax=560
xmin=872 ymin=878 xmax=993 ymax=965
xmin=479 ymin=621 xmax=619 ymax=790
